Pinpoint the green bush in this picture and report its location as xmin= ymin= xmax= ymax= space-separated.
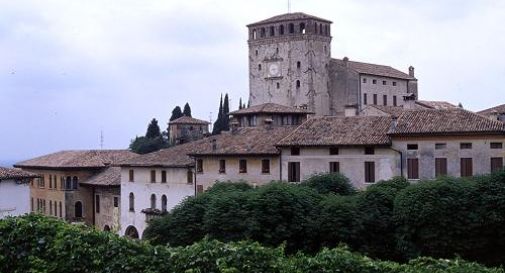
xmin=1 ymin=214 xmax=502 ymax=273
xmin=301 ymin=172 xmax=356 ymax=195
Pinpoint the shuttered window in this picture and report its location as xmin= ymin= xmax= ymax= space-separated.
xmin=435 ymin=158 xmax=448 ymax=177
xmin=460 ymin=158 xmax=473 ymax=177
xmin=407 ymin=158 xmax=419 ymax=179
xmin=491 ymin=157 xmax=504 ymax=173
xmin=364 ymin=161 xmax=375 ymax=183
xmin=288 ymin=162 xmax=301 ymax=182
xmin=329 ymin=162 xmax=340 ymax=173
xmin=261 ymin=159 xmax=270 ymax=174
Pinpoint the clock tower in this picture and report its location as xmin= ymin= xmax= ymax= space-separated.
xmin=247 ymin=13 xmax=332 ymax=115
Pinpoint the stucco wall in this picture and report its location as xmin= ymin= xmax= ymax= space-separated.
xmin=0 ymin=179 xmax=30 ymax=219
xmin=94 ymin=187 xmax=120 ymax=232
xmin=120 ymin=167 xmax=194 ymax=238
xmin=360 ymin=75 xmax=409 ymax=107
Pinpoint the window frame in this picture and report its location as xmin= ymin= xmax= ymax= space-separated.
xmin=239 ymin=159 xmax=248 ymax=174
xmin=364 ymin=161 xmax=375 ymax=183
xmin=219 ymin=159 xmax=226 ymax=174
xmin=261 ymin=159 xmax=271 ymax=174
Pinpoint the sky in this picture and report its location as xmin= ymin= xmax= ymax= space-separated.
xmin=1 ymin=0 xmax=504 ymax=164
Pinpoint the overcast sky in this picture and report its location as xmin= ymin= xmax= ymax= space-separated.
xmin=1 ymin=0 xmax=504 ymax=164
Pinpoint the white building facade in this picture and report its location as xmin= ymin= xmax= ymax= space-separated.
xmin=0 ymin=167 xmax=38 ymax=219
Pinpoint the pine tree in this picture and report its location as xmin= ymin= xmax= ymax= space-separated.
xmin=145 ymin=118 xmax=161 ymax=139
xmin=183 ymin=103 xmax=192 ymax=117
xmin=170 ymin=106 xmax=183 ymax=121
xmin=238 ymin=98 xmax=243 ymax=110
xmin=212 ymin=95 xmax=223 ymax=135
xmin=222 ymin=93 xmax=230 ymax=131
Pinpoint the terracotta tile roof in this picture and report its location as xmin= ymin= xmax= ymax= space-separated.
xmin=0 ymin=167 xmax=39 ymax=180
xmin=363 ymin=105 xmax=406 ymax=117
xmin=390 ymin=109 xmax=505 ymax=136
xmin=121 ymin=141 xmax=201 ymax=168
xmin=247 ymin=12 xmax=332 ymax=27
xmin=477 ymin=104 xmax=505 ymax=115
xmin=331 ymin=59 xmax=415 ymax=80
xmin=189 ymin=126 xmax=297 ymax=156
xmin=229 ymin=103 xmax=313 ymax=115
xmin=14 ymin=150 xmax=137 ymax=169
xmin=277 ymin=116 xmax=392 ymax=146
xmin=169 ymin=116 xmax=210 ymax=125
xmin=416 ymin=100 xmax=458 ymax=110
xmin=79 ymin=167 xmax=121 ymax=186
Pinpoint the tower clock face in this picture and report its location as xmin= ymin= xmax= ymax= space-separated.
xmin=268 ymin=63 xmax=280 ymax=77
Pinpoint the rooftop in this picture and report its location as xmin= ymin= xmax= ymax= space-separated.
xmin=477 ymin=104 xmax=505 ymax=116
xmin=277 ymin=116 xmax=392 ymax=146
xmin=331 ymin=58 xmax=415 ymax=80
xmin=0 ymin=167 xmax=39 ymax=181
xmin=416 ymin=100 xmax=458 ymax=110
xmin=14 ymin=150 xmax=137 ymax=169
xmin=229 ymin=103 xmax=313 ymax=116
xmin=169 ymin=116 xmax=210 ymax=125
xmin=121 ymin=141 xmax=202 ymax=168
xmin=247 ymin=12 xmax=332 ymax=27
xmin=79 ymin=167 xmax=121 ymax=186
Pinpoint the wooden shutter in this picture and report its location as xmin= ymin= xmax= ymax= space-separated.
xmin=407 ymin=158 xmax=419 ymax=179
xmin=460 ymin=158 xmax=473 ymax=177
xmin=435 ymin=158 xmax=447 ymax=177
xmin=329 ymin=162 xmax=340 ymax=173
xmin=365 ymin=162 xmax=375 ymax=183
xmin=491 ymin=157 xmax=504 ymax=173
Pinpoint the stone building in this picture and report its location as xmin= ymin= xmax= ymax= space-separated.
xmin=168 ymin=116 xmax=210 ymax=145
xmin=0 ymin=167 xmax=39 ymax=219
xmin=478 ymin=104 xmax=505 ymax=122
xmin=14 ymin=150 xmax=136 ymax=227
xmin=247 ymin=12 xmax=418 ymax=116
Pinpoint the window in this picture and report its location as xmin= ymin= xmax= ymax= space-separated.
xmin=75 ymin=201 xmax=83 ymax=218
xmin=288 ymin=162 xmax=301 ymax=182
xmin=314 ymin=23 xmax=318 ymax=33
xmin=329 ymin=162 xmax=340 ymax=173
xmin=329 ymin=147 xmax=339 ymax=155
xmin=460 ymin=143 xmax=472 ymax=149
xmin=299 ymin=22 xmax=306 ymax=34
xmin=239 ymin=159 xmax=247 ymax=173
xmin=270 ymin=26 xmax=275 ymax=36
xmin=363 ymin=93 xmax=367 ymax=105
xmin=373 ymin=94 xmax=377 ymax=105
xmin=435 ymin=143 xmax=447 ymax=149
xmin=319 ymin=23 xmax=323 ymax=34
xmin=392 ymin=81 xmax=397 ymax=86
xmin=161 ymin=170 xmax=167 ymax=183
xmin=276 ymin=82 xmax=280 ymax=89
xmin=150 ymin=194 xmax=156 ymax=209
xmin=491 ymin=157 xmax=504 ymax=173
xmin=296 ymin=80 xmax=301 ymax=89
xmin=382 ymin=80 xmax=387 ymax=85
xmin=129 ymin=170 xmax=134 ymax=182
xmin=289 ymin=23 xmax=294 ymax=33
xmin=365 ymin=162 xmax=375 ymax=183
xmin=297 ymin=61 xmax=301 ymax=69
xmin=38 ymin=177 xmax=45 ymax=188
xmin=72 ymin=176 xmax=78 ymax=190
xmin=59 ymin=202 xmax=62 ymax=218
xmin=258 ymin=64 xmax=262 ymax=71
xmin=95 ymin=195 xmax=100 ymax=213
xmin=261 ymin=159 xmax=270 ymax=174
xmin=460 ymin=158 xmax=473 ymax=177
xmin=252 ymin=29 xmax=257 ymax=39
xmin=276 ymin=47 xmax=279 ymax=54
xmin=362 ymin=78 xmax=367 ymax=83
xmin=407 ymin=144 xmax=418 ymax=150
xmin=372 ymin=79 xmax=377 ymax=84
xmin=364 ymin=147 xmax=375 ymax=155
xmin=255 ymin=50 xmax=258 ymax=56
xmin=279 ymin=25 xmax=284 ymax=35
xmin=60 ymin=176 xmax=64 ymax=190
xmin=49 ymin=175 xmax=52 ymax=189
xmin=113 ymin=197 xmax=119 ymax=208
xmin=31 ymin=198 xmax=34 ymax=212
xmin=407 ymin=158 xmax=419 ymax=179
xmin=435 ymin=158 xmax=448 ymax=177
xmin=383 ymin=95 xmax=387 ymax=106
xmin=187 ymin=169 xmax=193 ymax=184
xmin=161 ymin=195 xmax=167 ymax=212
xmin=219 ymin=160 xmax=226 ymax=173
xmin=291 ymin=146 xmax=300 ymax=155
xmin=53 ymin=201 xmax=57 ymax=216
xmin=150 ymin=170 xmax=156 ymax=183
xmin=491 ymin=142 xmax=503 ymax=149
xmin=129 ymin=193 xmax=134 ymax=211
xmin=393 ymin=96 xmax=397 ymax=106
xmin=196 ymin=159 xmax=203 ymax=173
xmin=49 ymin=200 xmax=53 ymax=215
xmin=260 ymin=27 xmax=265 ymax=38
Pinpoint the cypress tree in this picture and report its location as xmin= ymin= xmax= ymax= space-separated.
xmin=145 ymin=118 xmax=162 ymax=139
xmin=239 ymin=98 xmax=243 ymax=110
xmin=170 ymin=106 xmax=183 ymax=121
xmin=212 ymin=95 xmax=223 ymax=135
xmin=222 ymin=94 xmax=230 ymax=131
xmin=183 ymin=103 xmax=192 ymax=117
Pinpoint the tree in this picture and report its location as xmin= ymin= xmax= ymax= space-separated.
xmin=212 ymin=95 xmax=224 ymax=135
xmin=183 ymin=103 xmax=192 ymax=117
xmin=301 ymin=173 xmax=355 ymax=195
xmin=239 ymin=98 xmax=243 ymax=110
xmin=222 ymin=94 xmax=230 ymax=131
xmin=170 ymin=106 xmax=183 ymax=121
xmin=145 ymin=118 xmax=162 ymax=139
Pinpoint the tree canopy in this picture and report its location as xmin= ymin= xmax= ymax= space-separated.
xmin=183 ymin=103 xmax=192 ymax=117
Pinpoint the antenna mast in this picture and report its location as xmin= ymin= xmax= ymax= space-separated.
xmin=100 ymin=130 xmax=104 ymax=149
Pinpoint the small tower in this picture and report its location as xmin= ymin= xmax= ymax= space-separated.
xmin=247 ymin=13 xmax=332 ymax=115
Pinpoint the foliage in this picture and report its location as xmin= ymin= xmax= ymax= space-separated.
xmin=183 ymin=102 xmax=192 ymax=117
xmin=170 ymin=106 xmax=183 ymax=121
xmin=212 ymin=93 xmax=231 ymax=135
xmin=145 ymin=118 xmax=162 ymax=139
xmin=300 ymin=172 xmax=356 ymax=195
xmin=2 ymin=214 xmax=502 ymax=273
xmin=129 ymin=136 xmax=167 ymax=154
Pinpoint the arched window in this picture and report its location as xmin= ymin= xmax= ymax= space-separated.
xmin=129 ymin=192 xmax=134 ymax=211
xmin=296 ymin=80 xmax=301 ymax=89
xmin=125 ymin=226 xmax=139 ymax=239
xmin=319 ymin=23 xmax=323 ymax=34
xmin=74 ymin=201 xmax=83 ymax=218
xmin=260 ymin=27 xmax=266 ymax=38
xmin=288 ymin=23 xmax=294 ymax=34
xmin=161 ymin=195 xmax=167 ymax=212
xmin=252 ymin=29 xmax=257 ymax=39
xmin=72 ymin=176 xmax=78 ymax=190
xmin=66 ymin=176 xmax=72 ymax=190
xmin=279 ymin=25 xmax=284 ymax=35
xmin=150 ymin=194 xmax=156 ymax=209
xmin=269 ymin=26 xmax=275 ymax=36
xmin=299 ymin=23 xmax=306 ymax=34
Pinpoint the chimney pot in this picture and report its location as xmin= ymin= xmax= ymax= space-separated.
xmin=409 ymin=66 xmax=415 ymax=77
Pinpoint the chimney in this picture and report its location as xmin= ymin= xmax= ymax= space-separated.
xmin=403 ymin=94 xmax=416 ymax=110
xmin=343 ymin=56 xmax=349 ymax=67
xmin=409 ymin=66 xmax=415 ymax=77
xmin=211 ymin=139 xmax=217 ymax=151
xmin=230 ymin=120 xmax=239 ymax=134
xmin=344 ymin=105 xmax=358 ymax=117
xmin=264 ymin=118 xmax=273 ymax=130
xmin=390 ymin=116 xmax=398 ymax=132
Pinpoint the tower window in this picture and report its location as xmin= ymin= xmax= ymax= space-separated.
xmin=325 ymin=25 xmax=329 ymax=36
xmin=279 ymin=25 xmax=284 ymax=35
xmin=296 ymin=61 xmax=301 ymax=69
xmin=252 ymin=29 xmax=257 ymax=39
xmin=314 ymin=23 xmax=318 ymax=34
xmin=258 ymin=64 xmax=262 ymax=71
xmin=373 ymin=94 xmax=377 ymax=105
xmin=363 ymin=93 xmax=367 ymax=105
xmin=299 ymin=23 xmax=306 ymax=34
xmin=255 ymin=50 xmax=258 ymax=56
xmin=319 ymin=23 xmax=323 ymax=34
xmin=372 ymin=79 xmax=377 ymax=84
xmin=276 ymin=82 xmax=280 ymax=89
xmin=383 ymin=95 xmax=387 ymax=106
xmin=260 ymin=27 xmax=266 ymax=38
xmin=289 ymin=23 xmax=294 ymax=34
xmin=383 ymin=80 xmax=387 ymax=85
xmin=296 ymin=80 xmax=301 ymax=89
xmin=276 ymin=47 xmax=279 ymax=54
xmin=393 ymin=96 xmax=397 ymax=106
xmin=362 ymin=78 xmax=367 ymax=83
xmin=270 ymin=26 xmax=275 ymax=36
xmin=393 ymin=81 xmax=397 ymax=86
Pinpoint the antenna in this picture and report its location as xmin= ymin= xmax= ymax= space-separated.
xmin=100 ymin=130 xmax=104 ymax=149
xmin=209 ymin=112 xmax=213 ymax=132
xmin=288 ymin=0 xmax=291 ymax=13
